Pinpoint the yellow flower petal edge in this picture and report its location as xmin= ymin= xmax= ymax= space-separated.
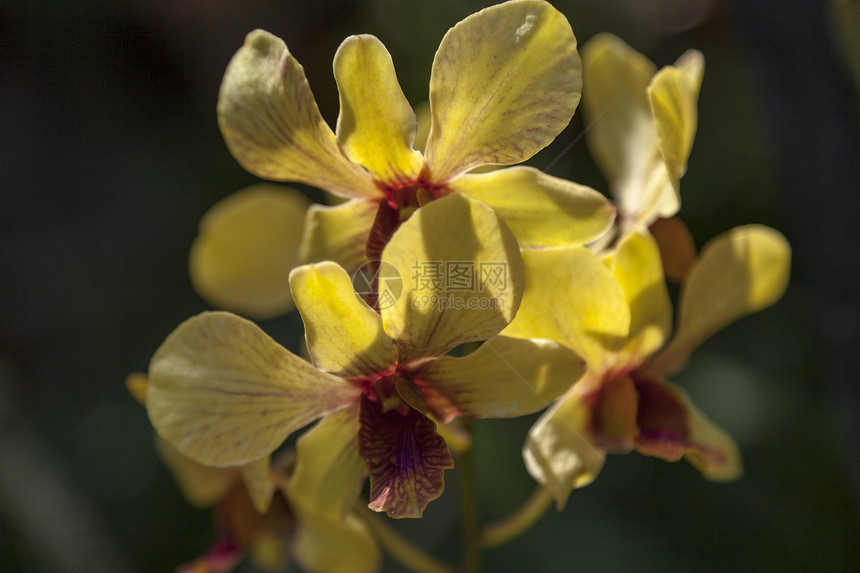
xmin=289 ymin=403 xmax=365 ymax=521
xmin=449 ymin=166 xmax=616 ymax=248
xmin=424 ymin=0 xmax=581 ymax=181
xmin=217 ymin=30 xmax=380 ymax=199
xmin=648 ymin=225 xmax=791 ymax=376
xmin=522 ymin=383 xmax=606 ymax=508
xmin=381 ymin=194 xmax=524 ymax=361
xmin=502 ymin=245 xmax=630 ymax=367
xmin=147 ymin=311 xmax=360 ymax=467
xmin=648 ymin=52 xmax=703 ymax=193
xmin=239 ymin=456 xmax=276 ymax=514
xmin=333 ymin=35 xmax=424 ymax=186
xmin=606 ymin=231 xmax=672 ymax=362
xmin=414 ymin=335 xmax=585 ymax=422
xmin=290 ymin=262 xmax=396 ymax=378
xmin=154 ymin=436 xmax=235 ymax=508
xmin=189 ymin=184 xmax=310 ymax=320
xmin=298 ymin=199 xmax=376 ymax=273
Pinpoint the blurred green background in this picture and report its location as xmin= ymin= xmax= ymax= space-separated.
xmin=2 ymin=0 xmax=858 ymax=571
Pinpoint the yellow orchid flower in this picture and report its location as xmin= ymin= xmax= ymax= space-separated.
xmin=502 ymin=226 xmax=791 ymax=507
xmin=146 ymin=195 xmax=583 ymax=519
xmin=582 ymin=33 xmax=704 ymax=242
xmin=128 ymin=374 xmax=380 ymax=573
xmin=217 ymin=0 xmax=615 ymax=275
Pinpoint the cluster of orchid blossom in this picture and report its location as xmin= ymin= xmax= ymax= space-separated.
xmin=130 ymin=2 xmax=791 ymax=572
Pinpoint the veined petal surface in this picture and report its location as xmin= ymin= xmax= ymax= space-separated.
xmin=424 ymin=0 xmax=581 ymax=181
xmin=502 ymin=246 xmax=629 ymax=367
xmin=334 ymin=35 xmax=423 ymax=186
xmin=290 ymin=403 xmax=364 ymax=520
xmin=450 ymin=166 xmax=615 ymax=248
xmin=189 ymin=184 xmax=309 ymax=320
xmin=647 ymin=225 xmax=791 ymax=375
xmin=218 ymin=30 xmax=379 ymax=199
xmin=147 ymin=312 xmax=359 ymax=467
xmin=414 ymin=335 xmax=583 ymax=422
xmin=291 ymin=262 xmax=396 ymax=378
xmin=381 ymin=194 xmax=523 ymax=361
xmin=299 ymin=199 xmax=376 ymax=273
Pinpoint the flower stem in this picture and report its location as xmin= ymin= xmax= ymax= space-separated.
xmin=355 ymin=503 xmax=456 ymax=573
xmin=479 ymin=486 xmax=553 ymax=548
xmin=458 ymin=419 xmax=481 ymax=573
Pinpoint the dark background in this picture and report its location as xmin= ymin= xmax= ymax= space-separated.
xmin=2 ymin=0 xmax=859 ymax=571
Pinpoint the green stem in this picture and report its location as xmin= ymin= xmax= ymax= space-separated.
xmin=458 ymin=419 xmax=481 ymax=573
xmin=479 ymin=487 xmax=553 ymax=548
xmin=355 ymin=503 xmax=456 ymax=573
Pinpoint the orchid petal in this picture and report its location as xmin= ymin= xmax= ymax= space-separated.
xmin=648 ymin=52 xmax=703 ymax=193
xmin=523 ymin=381 xmax=606 ymax=508
xmin=217 ymin=30 xmax=379 ymax=199
xmin=154 ymin=437 xmax=235 ymax=508
xmin=333 ymin=35 xmax=424 ymax=186
xmin=424 ymin=0 xmax=581 ymax=181
xmin=289 ymin=403 xmax=364 ymax=521
xmin=290 ymin=262 xmax=396 ymax=378
xmin=238 ymin=456 xmax=275 ymax=514
xmin=648 ymin=225 xmax=791 ymax=375
xmin=147 ymin=312 xmax=359 ymax=467
xmin=608 ymin=232 xmax=672 ymax=363
xmin=449 ymin=166 xmax=616 ymax=248
xmin=502 ymin=246 xmax=629 ymax=368
xmin=189 ymin=184 xmax=309 ymax=320
xmin=358 ymin=395 xmax=453 ymax=518
xmin=291 ymin=509 xmax=381 ymax=573
xmin=381 ymin=194 xmax=523 ymax=361
xmin=299 ymin=199 xmax=376 ymax=274
xmin=413 ymin=336 xmax=584 ymax=422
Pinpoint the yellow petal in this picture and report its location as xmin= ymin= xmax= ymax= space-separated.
xmin=648 ymin=52 xmax=703 ymax=193
xmin=333 ymin=35 xmax=424 ymax=186
xmin=217 ymin=30 xmax=380 ymax=199
xmin=239 ymin=456 xmax=275 ymax=514
xmin=290 ymin=262 xmax=396 ymax=378
xmin=647 ymin=225 xmax=791 ymax=376
xmin=291 ymin=510 xmax=381 ymax=573
xmin=125 ymin=372 xmax=149 ymax=405
xmin=189 ymin=184 xmax=309 ymax=320
xmin=607 ymin=232 xmax=672 ymax=363
xmin=413 ymin=335 xmax=584 ymax=422
xmin=289 ymin=403 xmax=365 ymax=521
xmin=449 ymin=166 xmax=616 ymax=248
xmin=502 ymin=246 xmax=630 ymax=367
xmin=154 ymin=436 xmax=235 ymax=508
xmin=424 ymin=0 xmax=581 ymax=181
xmin=299 ymin=199 xmax=376 ymax=273
xmin=581 ymin=33 xmax=677 ymax=227
xmin=523 ymin=381 xmax=606 ymax=508
xmin=147 ymin=311 xmax=359 ymax=467
xmin=649 ymin=216 xmax=697 ymax=283
xmin=380 ymin=194 xmax=524 ymax=361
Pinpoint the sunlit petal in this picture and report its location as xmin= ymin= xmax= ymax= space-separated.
xmin=424 ymin=0 xmax=581 ymax=181
xmin=523 ymin=381 xmax=606 ymax=508
xmin=647 ymin=225 xmax=791 ymax=375
xmin=502 ymin=246 xmax=629 ymax=367
xmin=381 ymin=194 xmax=523 ymax=361
xmin=413 ymin=335 xmax=584 ymax=422
xmin=147 ymin=312 xmax=359 ymax=467
xmin=334 ymin=35 xmax=424 ymax=186
xmin=218 ymin=30 xmax=379 ymax=199
xmin=290 ymin=262 xmax=396 ymax=378
xmin=449 ymin=166 xmax=615 ymax=248
xmin=189 ymin=184 xmax=309 ymax=320
xmin=299 ymin=199 xmax=376 ymax=274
